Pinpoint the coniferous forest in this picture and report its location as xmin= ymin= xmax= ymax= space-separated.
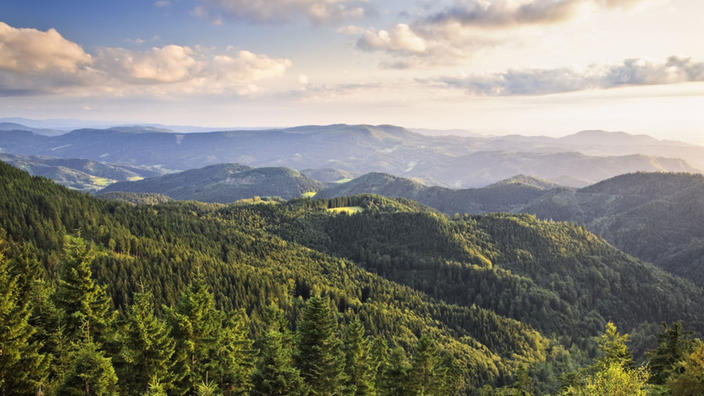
xmin=2 ymin=160 xmax=704 ymax=395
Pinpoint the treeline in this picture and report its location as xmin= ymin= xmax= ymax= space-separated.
xmin=0 ymin=239 xmax=462 ymax=395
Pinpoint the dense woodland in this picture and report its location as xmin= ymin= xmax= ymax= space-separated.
xmin=2 ymin=161 xmax=704 ymax=395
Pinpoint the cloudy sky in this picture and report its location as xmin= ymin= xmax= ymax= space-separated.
xmin=1 ymin=0 xmax=703 ymax=141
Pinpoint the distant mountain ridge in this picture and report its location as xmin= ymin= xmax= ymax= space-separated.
xmin=2 ymin=123 xmax=702 ymax=188
xmin=98 ymin=163 xmax=326 ymax=203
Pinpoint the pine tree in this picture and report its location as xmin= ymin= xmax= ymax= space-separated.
xmin=119 ymin=290 xmax=176 ymax=395
xmin=252 ymin=329 xmax=308 ymax=396
xmin=54 ymin=236 xmax=115 ymax=344
xmin=408 ymin=335 xmax=450 ymax=396
xmin=0 ymin=245 xmax=47 ymax=396
xmin=646 ymin=321 xmax=696 ymax=385
xmin=295 ymin=296 xmax=345 ymax=396
xmin=166 ymin=276 xmax=224 ymax=395
xmin=57 ymin=340 xmax=119 ymax=396
xmin=215 ymin=310 xmax=256 ymax=395
xmin=378 ymin=347 xmax=409 ymax=396
xmin=342 ymin=319 xmax=376 ymax=396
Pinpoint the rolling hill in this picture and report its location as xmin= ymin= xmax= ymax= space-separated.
xmin=2 ymin=124 xmax=701 ymax=188
xmin=98 ymin=163 xmax=326 ymax=203
xmin=0 ymin=153 xmax=165 ymax=192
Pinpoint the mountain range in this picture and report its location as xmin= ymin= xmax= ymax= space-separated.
xmin=2 ymin=123 xmax=702 ymax=187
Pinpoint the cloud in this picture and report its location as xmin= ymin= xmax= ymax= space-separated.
xmin=424 ymin=0 xmax=648 ymax=29
xmin=298 ymin=74 xmax=309 ymax=84
xmin=0 ymin=22 xmax=92 ymax=75
xmin=421 ymin=55 xmax=704 ymax=96
xmin=346 ymin=0 xmax=655 ymax=68
xmin=194 ymin=0 xmax=375 ymax=25
xmin=155 ymin=0 xmax=171 ymax=7
xmin=0 ymin=22 xmax=292 ymax=96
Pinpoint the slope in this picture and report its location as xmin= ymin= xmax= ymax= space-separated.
xmin=98 ymin=163 xmax=326 ymax=203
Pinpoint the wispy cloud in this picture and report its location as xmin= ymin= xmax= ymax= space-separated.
xmin=194 ymin=0 xmax=376 ymax=25
xmin=0 ymin=22 xmax=292 ymax=97
xmin=155 ymin=1 xmax=171 ymax=8
xmin=420 ymin=56 xmax=704 ymax=96
xmin=344 ymin=0 xmax=657 ymax=68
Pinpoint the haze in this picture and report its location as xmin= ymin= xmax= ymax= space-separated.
xmin=0 ymin=0 xmax=703 ymax=143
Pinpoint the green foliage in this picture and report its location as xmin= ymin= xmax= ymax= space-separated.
xmin=342 ymin=319 xmax=376 ymax=396
xmin=57 ymin=341 xmax=119 ymax=396
xmin=667 ymin=344 xmax=704 ymax=396
xmin=647 ymin=322 xmax=697 ymax=385
xmin=295 ymin=296 xmax=345 ymax=395
xmin=557 ymin=363 xmax=650 ymax=396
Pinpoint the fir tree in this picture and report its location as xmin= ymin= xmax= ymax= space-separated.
xmin=0 ymin=245 xmax=47 ymax=396
xmin=57 ymin=341 xmax=119 ymax=396
xmin=378 ymin=347 xmax=409 ymax=396
xmin=342 ymin=319 xmax=376 ymax=396
xmin=408 ymin=334 xmax=450 ymax=396
xmin=647 ymin=321 xmax=696 ymax=385
xmin=54 ymin=236 xmax=115 ymax=344
xmin=295 ymin=296 xmax=345 ymax=396
xmin=166 ymin=276 xmax=224 ymax=395
xmin=251 ymin=329 xmax=308 ymax=396
xmin=214 ymin=310 xmax=256 ymax=395
xmin=119 ymin=290 xmax=176 ymax=395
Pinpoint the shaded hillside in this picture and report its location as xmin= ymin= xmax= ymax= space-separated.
xmin=0 ymin=153 xmax=165 ymax=192
xmin=301 ymin=167 xmax=357 ymax=183
xmin=320 ymin=171 xmax=704 ymax=289
xmin=2 ymin=124 xmax=701 ymax=187
xmin=98 ymin=163 xmax=326 ymax=203
xmin=0 ymin=121 xmax=64 ymax=136
xmin=316 ymin=173 xmax=557 ymax=214
xmin=97 ymin=192 xmax=173 ymax=205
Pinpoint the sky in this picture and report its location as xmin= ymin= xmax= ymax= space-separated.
xmin=0 ymin=0 xmax=703 ymax=142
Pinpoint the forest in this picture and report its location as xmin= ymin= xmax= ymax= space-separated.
xmin=1 ymin=160 xmax=704 ymax=395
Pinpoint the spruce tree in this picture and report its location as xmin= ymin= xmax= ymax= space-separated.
xmin=408 ymin=335 xmax=449 ymax=396
xmin=54 ymin=236 xmax=115 ymax=344
xmin=215 ymin=310 xmax=256 ymax=395
xmin=646 ymin=321 xmax=696 ymax=385
xmin=342 ymin=319 xmax=376 ymax=396
xmin=295 ymin=296 xmax=345 ymax=396
xmin=58 ymin=341 xmax=119 ymax=396
xmin=0 ymin=246 xmax=47 ymax=396
xmin=120 ymin=290 xmax=176 ymax=395
xmin=378 ymin=347 xmax=409 ymax=396
xmin=166 ymin=276 xmax=224 ymax=395
xmin=252 ymin=303 xmax=308 ymax=396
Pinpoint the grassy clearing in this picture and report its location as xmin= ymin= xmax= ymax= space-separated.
xmin=334 ymin=178 xmax=353 ymax=184
xmin=301 ymin=191 xmax=317 ymax=198
xmin=91 ymin=177 xmax=115 ymax=186
xmin=127 ymin=176 xmax=145 ymax=181
xmin=327 ymin=206 xmax=364 ymax=214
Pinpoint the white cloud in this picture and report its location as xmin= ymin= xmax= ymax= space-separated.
xmin=347 ymin=0 xmax=658 ymax=68
xmin=298 ymin=74 xmax=309 ymax=84
xmin=421 ymin=55 xmax=704 ymax=96
xmin=155 ymin=1 xmax=171 ymax=8
xmin=0 ymin=22 xmax=92 ymax=75
xmin=195 ymin=0 xmax=375 ymax=25
xmin=0 ymin=22 xmax=292 ymax=97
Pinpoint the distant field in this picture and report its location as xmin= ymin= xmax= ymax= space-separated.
xmin=127 ymin=176 xmax=145 ymax=181
xmin=301 ymin=191 xmax=317 ymax=198
xmin=91 ymin=177 xmax=115 ymax=186
xmin=334 ymin=178 xmax=352 ymax=184
xmin=327 ymin=206 xmax=364 ymax=214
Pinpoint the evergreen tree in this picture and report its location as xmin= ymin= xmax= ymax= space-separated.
xmin=647 ymin=321 xmax=696 ymax=385
xmin=215 ymin=310 xmax=256 ymax=395
xmin=295 ymin=296 xmax=345 ymax=396
xmin=166 ymin=276 xmax=224 ymax=395
xmin=369 ymin=337 xmax=387 ymax=393
xmin=0 ymin=245 xmax=47 ymax=396
xmin=594 ymin=322 xmax=633 ymax=370
xmin=54 ymin=236 xmax=115 ymax=344
xmin=511 ymin=365 xmax=534 ymax=396
xmin=378 ymin=347 xmax=409 ymax=396
xmin=342 ymin=319 xmax=376 ymax=396
xmin=408 ymin=334 xmax=453 ymax=396
xmin=252 ymin=329 xmax=308 ymax=396
xmin=667 ymin=344 xmax=704 ymax=396
xmin=57 ymin=341 xmax=119 ymax=396
xmin=119 ymin=290 xmax=176 ymax=395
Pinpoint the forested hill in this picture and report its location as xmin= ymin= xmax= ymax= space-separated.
xmin=98 ymin=163 xmax=326 ymax=203
xmin=317 ymin=171 xmax=704 ymax=289
xmin=3 ymin=160 xmax=704 ymax=394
